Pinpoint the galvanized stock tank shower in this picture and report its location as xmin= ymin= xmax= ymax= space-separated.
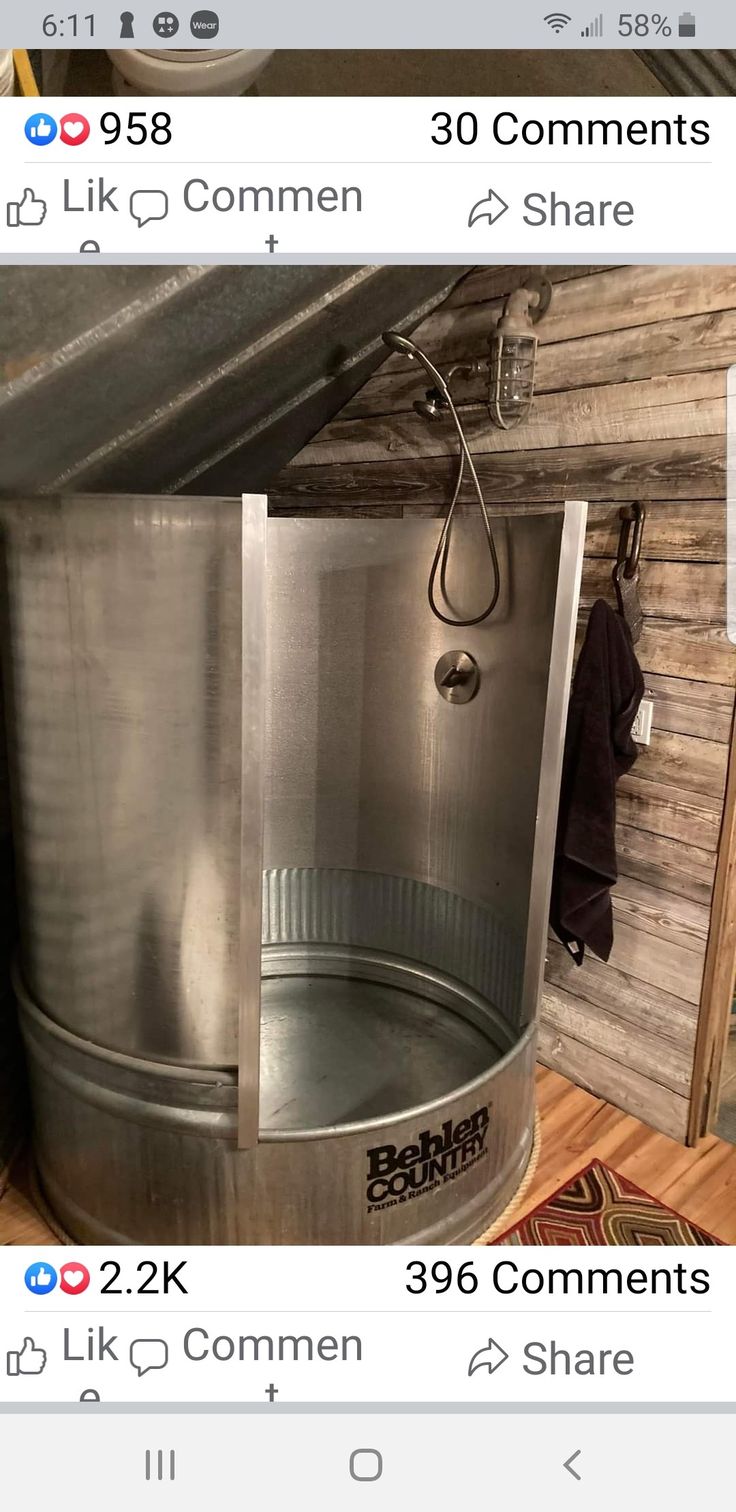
xmin=0 ymin=490 xmax=585 ymax=1244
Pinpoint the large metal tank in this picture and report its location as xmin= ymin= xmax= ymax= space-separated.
xmin=0 ymin=493 xmax=585 ymax=1243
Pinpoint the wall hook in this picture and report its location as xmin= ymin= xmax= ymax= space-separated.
xmin=612 ymin=502 xmax=646 ymax=643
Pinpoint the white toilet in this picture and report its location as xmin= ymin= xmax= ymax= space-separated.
xmin=107 ymin=48 xmax=273 ymax=96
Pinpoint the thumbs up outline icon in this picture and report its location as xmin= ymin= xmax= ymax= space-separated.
xmin=7 ymin=189 xmax=48 ymax=228
xmin=7 ymin=1338 xmax=48 ymax=1376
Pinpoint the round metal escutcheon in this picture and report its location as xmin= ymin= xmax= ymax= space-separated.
xmin=434 ymin=650 xmax=481 ymax=704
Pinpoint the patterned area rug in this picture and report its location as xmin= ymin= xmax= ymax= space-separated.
xmin=494 ymin=1160 xmax=723 ymax=1245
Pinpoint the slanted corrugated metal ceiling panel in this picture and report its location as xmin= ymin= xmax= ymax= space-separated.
xmin=637 ymin=48 xmax=736 ymax=94
xmin=0 ymin=265 xmax=463 ymax=495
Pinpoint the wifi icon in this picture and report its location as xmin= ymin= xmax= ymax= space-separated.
xmin=544 ymin=11 xmax=572 ymax=29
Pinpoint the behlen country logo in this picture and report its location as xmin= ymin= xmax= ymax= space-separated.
xmin=366 ymin=1105 xmax=491 ymax=1211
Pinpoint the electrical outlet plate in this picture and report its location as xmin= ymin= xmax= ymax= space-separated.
xmin=632 ymin=696 xmax=654 ymax=746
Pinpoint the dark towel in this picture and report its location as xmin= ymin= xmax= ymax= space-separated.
xmin=550 ymin=598 xmax=644 ymax=965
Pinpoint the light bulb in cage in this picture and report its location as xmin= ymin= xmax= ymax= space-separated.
xmin=488 ymin=277 xmax=552 ymax=430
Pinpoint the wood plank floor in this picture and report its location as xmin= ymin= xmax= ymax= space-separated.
xmin=530 ymin=1067 xmax=736 ymax=1242
xmin=2 ymin=1066 xmax=736 ymax=1245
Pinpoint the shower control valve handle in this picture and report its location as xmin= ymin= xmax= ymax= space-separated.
xmin=440 ymin=663 xmax=470 ymax=688
xmin=434 ymin=650 xmax=481 ymax=704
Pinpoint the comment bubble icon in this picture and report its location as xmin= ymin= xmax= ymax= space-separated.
xmin=130 ymin=1338 xmax=169 ymax=1376
xmin=130 ymin=189 xmax=169 ymax=228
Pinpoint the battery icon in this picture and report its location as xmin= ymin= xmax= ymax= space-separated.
xmin=678 ymin=10 xmax=696 ymax=35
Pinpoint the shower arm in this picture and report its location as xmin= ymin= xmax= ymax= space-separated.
xmin=382 ymin=331 xmax=500 ymax=628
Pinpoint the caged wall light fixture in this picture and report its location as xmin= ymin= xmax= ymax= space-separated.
xmin=488 ymin=276 xmax=552 ymax=429
xmin=393 ymin=276 xmax=553 ymax=435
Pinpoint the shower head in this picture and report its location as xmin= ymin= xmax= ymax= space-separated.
xmin=381 ymin=330 xmax=450 ymax=396
xmin=413 ymin=391 xmax=446 ymax=422
xmin=382 ymin=329 xmax=418 ymax=359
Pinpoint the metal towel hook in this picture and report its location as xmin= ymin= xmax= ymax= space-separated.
xmin=613 ymin=502 xmax=646 ymax=643
xmin=616 ymin=501 xmax=646 ymax=579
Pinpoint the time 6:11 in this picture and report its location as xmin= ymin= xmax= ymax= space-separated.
xmin=100 ymin=1260 xmax=188 ymax=1294
xmin=43 ymin=14 xmax=95 ymax=37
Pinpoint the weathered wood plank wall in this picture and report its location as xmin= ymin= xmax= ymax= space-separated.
xmin=272 ymin=263 xmax=736 ymax=1143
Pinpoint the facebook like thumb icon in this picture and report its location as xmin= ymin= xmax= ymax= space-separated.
xmin=6 ymin=1337 xmax=47 ymax=1375
xmin=7 ymin=189 xmax=47 ymax=228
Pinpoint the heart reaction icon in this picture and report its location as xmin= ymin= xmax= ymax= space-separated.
xmin=60 ymin=113 xmax=91 ymax=147
xmin=60 ymin=1263 xmax=91 ymax=1296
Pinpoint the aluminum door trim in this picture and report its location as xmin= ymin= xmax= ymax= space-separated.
xmin=239 ymin=494 xmax=267 ymax=1148
xmin=521 ymin=498 xmax=587 ymax=1023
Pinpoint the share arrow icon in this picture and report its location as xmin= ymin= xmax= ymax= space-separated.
xmin=467 ymin=1338 xmax=510 ymax=1376
xmin=468 ymin=189 xmax=510 ymax=228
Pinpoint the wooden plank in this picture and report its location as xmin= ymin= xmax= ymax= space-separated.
xmin=542 ymin=966 xmax=695 ymax=1095
xmin=444 ymin=264 xmax=616 ymax=310
xmin=633 ymin=620 xmax=736 ymax=686
xmin=537 ymin=1019 xmax=689 ymax=1141
xmin=688 ymin=707 xmax=736 ymax=1141
xmin=615 ymin=821 xmax=715 ymax=905
xmin=275 ymin=435 xmax=726 ymax=508
xmin=342 ymin=309 xmax=736 ymax=419
xmin=643 ymin=672 xmax=734 ymax=743
xmin=547 ymin=936 xmax=699 ymax=1042
xmin=413 ymin=265 xmax=736 ymax=360
xmin=269 ymin=504 xmax=403 ymax=518
xmin=581 ymin=559 xmax=725 ymax=624
xmin=296 ymin=373 xmax=725 ymax=466
xmin=632 ymin=730 xmax=728 ymax=800
xmin=611 ymin=874 xmax=711 ymax=950
xmin=606 ymin=915 xmax=704 ymax=1004
xmin=535 ymin=309 xmax=736 ymax=395
xmin=617 ymin=773 xmax=723 ymax=850
xmin=585 ymin=501 xmax=725 ymax=564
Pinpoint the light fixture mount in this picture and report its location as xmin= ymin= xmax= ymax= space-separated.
xmin=488 ymin=274 xmax=552 ymax=430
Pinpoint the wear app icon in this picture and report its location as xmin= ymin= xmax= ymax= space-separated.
xmin=24 ymin=1262 xmax=57 ymax=1295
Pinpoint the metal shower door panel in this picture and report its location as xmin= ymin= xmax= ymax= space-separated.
xmin=0 ymin=495 xmax=266 ymax=1144
xmin=263 ymin=506 xmax=578 ymax=1032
